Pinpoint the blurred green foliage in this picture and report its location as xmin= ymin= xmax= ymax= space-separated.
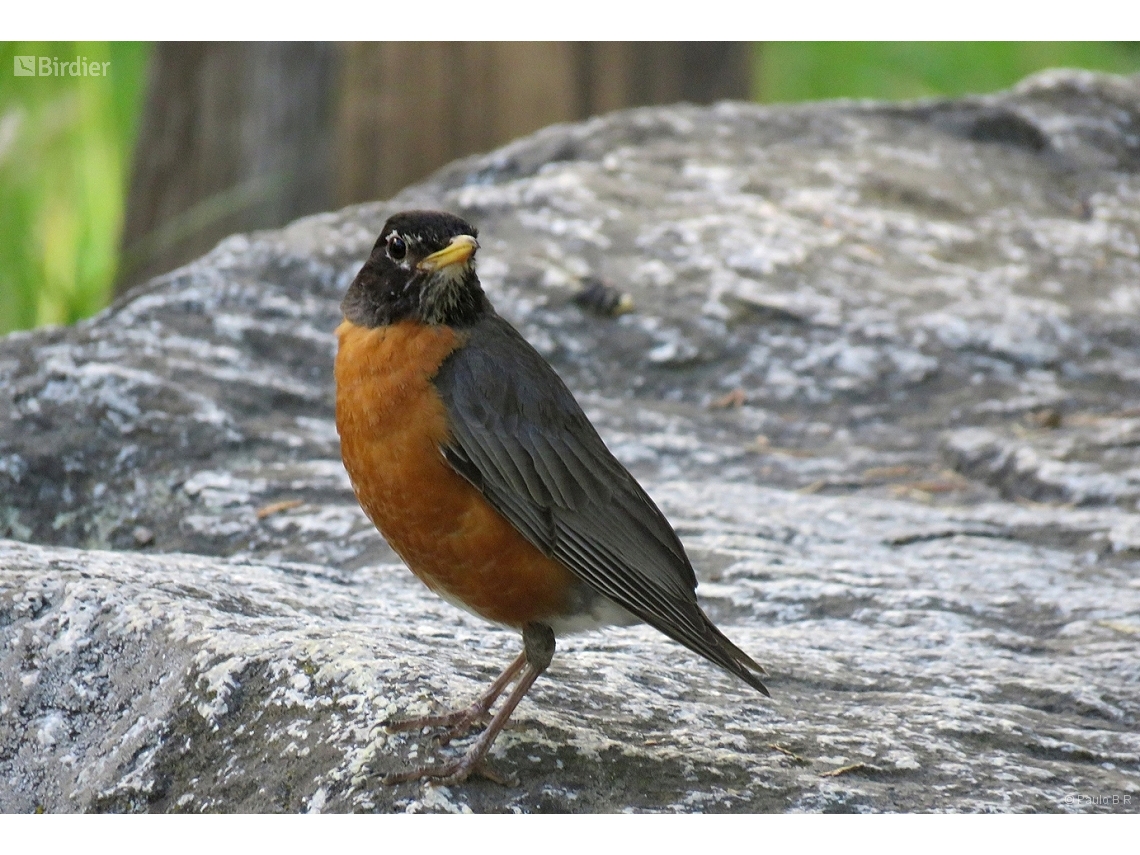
xmin=0 ymin=42 xmax=149 ymax=334
xmin=2 ymin=42 xmax=1140 ymax=334
xmin=757 ymin=42 xmax=1140 ymax=103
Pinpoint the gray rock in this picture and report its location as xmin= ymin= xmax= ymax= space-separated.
xmin=2 ymin=69 xmax=1139 ymax=813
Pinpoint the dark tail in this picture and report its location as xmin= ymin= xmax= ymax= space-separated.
xmin=655 ymin=613 xmax=770 ymax=697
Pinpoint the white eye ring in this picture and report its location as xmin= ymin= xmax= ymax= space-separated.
xmin=386 ymin=233 xmax=407 ymax=261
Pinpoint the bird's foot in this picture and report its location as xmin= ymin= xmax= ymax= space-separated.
xmin=382 ymin=703 xmax=492 ymax=744
xmin=382 ymin=751 xmax=516 ymax=787
xmin=380 ymin=645 xmax=542 ymax=788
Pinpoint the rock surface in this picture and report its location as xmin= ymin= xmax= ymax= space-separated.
xmin=2 ymin=69 xmax=1140 ymax=813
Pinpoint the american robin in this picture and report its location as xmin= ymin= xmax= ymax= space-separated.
xmin=335 ymin=210 xmax=768 ymax=785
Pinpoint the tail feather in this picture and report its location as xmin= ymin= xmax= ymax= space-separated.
xmin=651 ymin=611 xmax=770 ymax=697
xmin=703 ymin=619 xmax=770 ymax=697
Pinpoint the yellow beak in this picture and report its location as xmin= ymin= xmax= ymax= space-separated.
xmin=417 ymin=234 xmax=479 ymax=273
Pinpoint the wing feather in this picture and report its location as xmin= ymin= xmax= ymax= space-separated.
xmin=433 ymin=313 xmax=767 ymax=694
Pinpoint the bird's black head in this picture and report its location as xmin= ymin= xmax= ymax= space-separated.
xmin=341 ymin=210 xmax=487 ymax=328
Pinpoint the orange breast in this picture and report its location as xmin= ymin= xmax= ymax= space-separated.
xmin=334 ymin=319 xmax=577 ymax=627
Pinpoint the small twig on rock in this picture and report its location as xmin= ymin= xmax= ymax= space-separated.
xmin=819 ymin=762 xmax=872 ymax=778
xmin=768 ymin=743 xmax=809 ymax=764
xmin=256 ymin=498 xmax=304 ymax=519
xmin=709 ymin=389 xmax=747 ymax=409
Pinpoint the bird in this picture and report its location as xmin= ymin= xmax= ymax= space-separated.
xmin=334 ymin=210 xmax=768 ymax=785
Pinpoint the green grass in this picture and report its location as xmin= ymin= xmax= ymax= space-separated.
xmin=757 ymin=42 xmax=1140 ymax=103
xmin=0 ymin=42 xmax=149 ymax=334
xmin=2 ymin=43 xmax=1140 ymax=334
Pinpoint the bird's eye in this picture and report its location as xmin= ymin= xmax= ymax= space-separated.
xmin=387 ymin=235 xmax=407 ymax=261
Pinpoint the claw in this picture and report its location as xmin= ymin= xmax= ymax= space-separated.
xmin=383 ymin=707 xmax=482 ymax=735
xmin=382 ymin=755 xmax=513 ymax=787
xmin=437 ymin=713 xmax=492 ymax=745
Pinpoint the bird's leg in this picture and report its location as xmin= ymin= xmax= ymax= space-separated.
xmin=383 ymin=649 xmax=527 ymax=742
xmin=383 ymin=623 xmax=555 ymax=786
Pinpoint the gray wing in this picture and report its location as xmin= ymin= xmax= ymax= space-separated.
xmin=433 ymin=313 xmax=767 ymax=694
